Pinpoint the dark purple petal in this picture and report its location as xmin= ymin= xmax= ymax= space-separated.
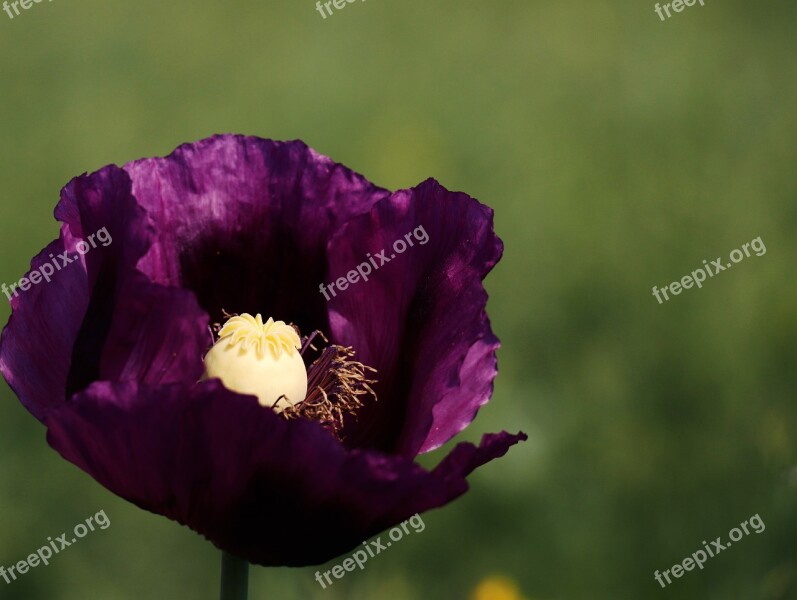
xmin=0 ymin=236 xmax=89 ymax=421
xmin=431 ymin=431 xmax=527 ymax=479
xmin=326 ymin=179 xmax=503 ymax=456
xmin=0 ymin=166 xmax=209 ymax=420
xmin=123 ymin=135 xmax=390 ymax=332
xmin=97 ymin=274 xmax=209 ymax=386
xmin=0 ymin=166 xmax=147 ymax=420
xmin=46 ymin=379 xmax=524 ymax=566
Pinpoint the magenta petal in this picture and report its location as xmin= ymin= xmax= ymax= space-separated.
xmin=0 ymin=165 xmax=147 ymax=420
xmin=46 ymin=379 xmax=524 ymax=566
xmin=0 ymin=166 xmax=209 ymax=420
xmin=123 ymin=135 xmax=390 ymax=330
xmin=326 ymin=179 xmax=503 ymax=455
xmin=432 ymin=431 xmax=528 ymax=479
xmin=0 ymin=237 xmax=89 ymax=421
xmin=97 ymin=274 xmax=209 ymax=386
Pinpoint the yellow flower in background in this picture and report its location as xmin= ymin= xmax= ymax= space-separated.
xmin=471 ymin=575 xmax=528 ymax=600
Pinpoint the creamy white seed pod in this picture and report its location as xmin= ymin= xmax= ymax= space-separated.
xmin=202 ymin=313 xmax=307 ymax=413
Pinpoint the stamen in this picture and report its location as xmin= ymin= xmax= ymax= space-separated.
xmin=300 ymin=329 xmax=328 ymax=355
xmin=281 ymin=344 xmax=377 ymax=439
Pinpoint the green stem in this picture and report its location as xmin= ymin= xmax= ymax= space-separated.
xmin=220 ymin=551 xmax=249 ymax=600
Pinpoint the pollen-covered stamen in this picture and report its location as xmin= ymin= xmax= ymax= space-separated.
xmin=282 ymin=344 xmax=377 ymax=439
xmin=202 ymin=313 xmax=307 ymax=413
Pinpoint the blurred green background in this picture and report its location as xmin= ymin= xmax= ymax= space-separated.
xmin=1 ymin=0 xmax=796 ymax=598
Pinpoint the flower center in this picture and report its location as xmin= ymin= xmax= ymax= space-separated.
xmin=202 ymin=313 xmax=308 ymax=413
xmin=202 ymin=312 xmax=378 ymax=440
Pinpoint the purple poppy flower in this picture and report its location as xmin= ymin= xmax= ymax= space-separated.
xmin=0 ymin=135 xmax=525 ymax=567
